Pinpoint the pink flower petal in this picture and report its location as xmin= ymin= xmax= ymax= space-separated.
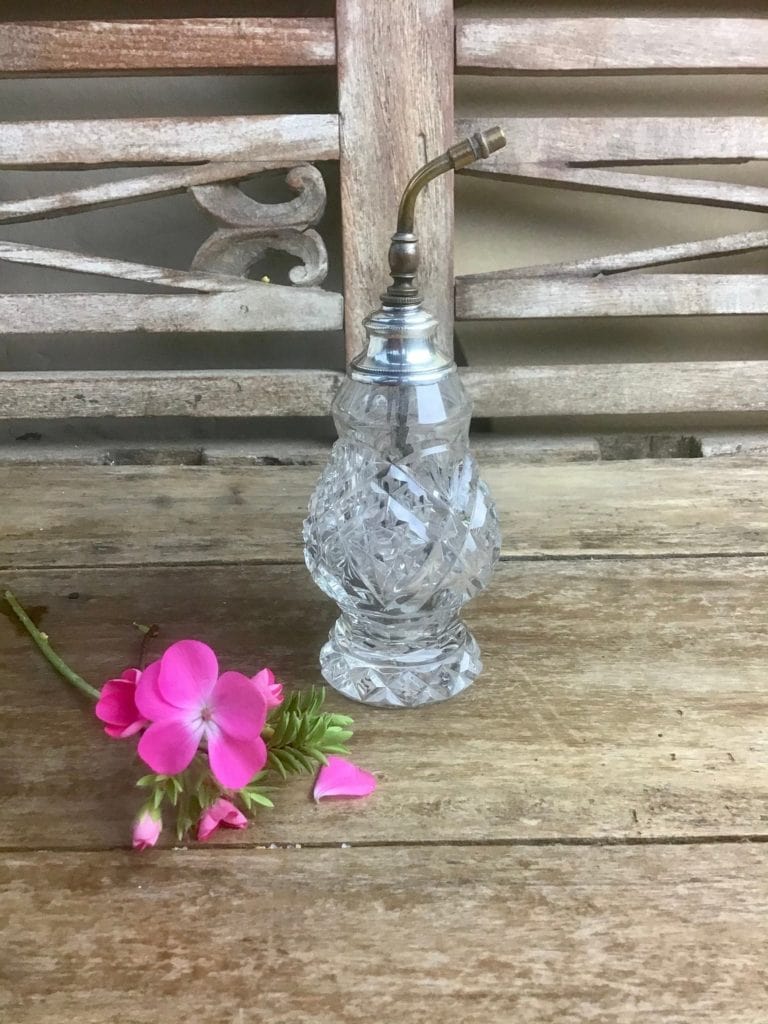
xmin=208 ymin=729 xmax=267 ymax=789
xmin=120 ymin=667 xmax=142 ymax=686
xmin=138 ymin=717 xmax=202 ymax=776
xmin=95 ymin=676 xmax=148 ymax=738
xmin=313 ymin=756 xmax=377 ymax=801
xmin=95 ymin=679 xmax=138 ymax=727
xmin=251 ymin=668 xmax=284 ymax=710
xmin=210 ymin=671 xmax=268 ymax=740
xmin=134 ymin=660 xmax=176 ymax=721
xmin=104 ymin=719 xmax=146 ymax=739
xmin=197 ymin=798 xmax=248 ymax=841
xmin=158 ymin=639 xmax=218 ymax=709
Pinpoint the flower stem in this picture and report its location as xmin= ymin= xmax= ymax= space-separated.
xmin=3 ymin=589 xmax=100 ymax=701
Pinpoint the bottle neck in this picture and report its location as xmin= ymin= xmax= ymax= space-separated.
xmin=349 ymin=302 xmax=455 ymax=385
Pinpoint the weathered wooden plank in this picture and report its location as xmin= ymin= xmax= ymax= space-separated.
xmin=2 ymin=558 xmax=768 ymax=848
xmin=0 ymin=18 xmax=336 ymax=74
xmin=0 ymin=370 xmax=342 ymax=415
xmin=456 ymin=275 xmax=768 ymax=319
xmin=1 ymin=460 xmax=767 ymax=568
xmin=465 ymin=229 xmax=768 ymax=281
xmin=2 ymin=845 xmax=766 ymax=1024
xmin=455 ymin=117 xmax=768 ymax=164
xmin=0 ymin=161 xmax=273 ymax=224
xmin=0 ymin=290 xmax=343 ymax=335
xmin=462 ymin=163 xmax=768 ymax=213
xmin=457 ymin=17 xmax=768 ymax=74
xmin=0 ymin=241 xmax=255 ymax=292
xmin=338 ymin=0 xmax=453 ymax=360
xmin=0 ymin=114 xmax=340 ymax=167
xmin=461 ymin=361 xmax=768 ymax=417
xmin=5 ymin=361 xmax=768 ymax=418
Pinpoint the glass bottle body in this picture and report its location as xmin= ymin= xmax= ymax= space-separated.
xmin=303 ymin=367 xmax=500 ymax=708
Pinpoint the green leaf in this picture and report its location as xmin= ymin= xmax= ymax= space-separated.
xmin=135 ymin=774 xmax=158 ymax=788
xmin=267 ymin=751 xmax=288 ymax=780
xmin=248 ymin=792 xmax=274 ymax=809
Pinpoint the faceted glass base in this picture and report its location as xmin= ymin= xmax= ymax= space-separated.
xmin=319 ymin=615 xmax=482 ymax=708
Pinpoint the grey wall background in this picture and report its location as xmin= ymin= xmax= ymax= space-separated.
xmin=1 ymin=0 xmax=767 ymax=446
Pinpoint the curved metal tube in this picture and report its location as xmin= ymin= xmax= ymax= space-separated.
xmin=385 ymin=126 xmax=506 ymax=304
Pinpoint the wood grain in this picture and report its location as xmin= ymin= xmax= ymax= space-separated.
xmin=455 ymin=117 xmax=768 ymax=164
xmin=1 ymin=460 xmax=767 ymax=568
xmin=0 ymin=161 xmax=279 ymax=224
xmin=2 ymin=558 xmax=768 ymax=849
xmin=466 ymin=229 xmax=768 ymax=281
xmin=7 ymin=362 xmax=768 ymax=419
xmin=0 ymin=241 xmax=264 ymax=293
xmin=0 ymin=115 xmax=340 ymax=167
xmin=456 ymin=274 xmax=768 ymax=319
xmin=0 ymin=18 xmax=336 ymax=74
xmin=0 ymin=291 xmax=343 ymax=335
xmin=337 ymin=0 xmax=454 ymax=360
xmin=462 ymin=163 xmax=768 ymax=213
xmin=2 ymin=844 xmax=766 ymax=1024
xmin=457 ymin=17 xmax=768 ymax=74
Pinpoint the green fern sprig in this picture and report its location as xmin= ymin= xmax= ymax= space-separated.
xmin=265 ymin=686 xmax=354 ymax=779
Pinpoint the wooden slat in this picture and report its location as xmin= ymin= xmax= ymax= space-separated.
xmin=462 ymin=163 xmax=768 ymax=213
xmin=456 ymin=274 xmax=768 ymax=319
xmin=338 ymin=0 xmax=453 ymax=360
xmin=0 ymin=18 xmax=336 ymax=74
xmin=455 ymin=117 xmax=768 ymax=164
xmin=3 ymin=845 xmax=766 ymax=1023
xmin=457 ymin=17 xmax=768 ymax=74
xmin=0 ymin=161 xmax=274 ymax=224
xmin=462 ymin=362 xmax=768 ymax=417
xmin=3 ymin=558 xmax=768 ymax=848
xmin=0 ymin=114 xmax=340 ymax=167
xmin=1 ymin=461 xmax=767 ymax=568
xmin=0 ymin=290 xmax=343 ymax=335
xmin=469 ymin=229 xmax=768 ymax=281
xmin=0 ymin=241 xmax=258 ymax=292
xmin=5 ymin=361 xmax=768 ymax=418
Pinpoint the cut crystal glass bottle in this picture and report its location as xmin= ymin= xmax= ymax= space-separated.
xmin=304 ymin=128 xmax=506 ymax=708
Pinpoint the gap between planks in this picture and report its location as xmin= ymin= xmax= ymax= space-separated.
xmin=1 ymin=833 xmax=764 ymax=856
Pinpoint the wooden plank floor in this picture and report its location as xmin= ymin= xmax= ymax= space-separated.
xmin=1 ymin=460 xmax=766 ymax=1022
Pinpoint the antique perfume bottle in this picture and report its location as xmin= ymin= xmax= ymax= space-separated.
xmin=304 ymin=128 xmax=506 ymax=708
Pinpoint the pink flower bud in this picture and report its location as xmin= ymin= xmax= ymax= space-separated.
xmin=95 ymin=668 xmax=148 ymax=738
xmin=251 ymin=668 xmax=284 ymax=710
xmin=132 ymin=810 xmax=162 ymax=851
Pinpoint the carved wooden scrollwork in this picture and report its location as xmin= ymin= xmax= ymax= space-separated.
xmin=190 ymin=163 xmax=329 ymax=286
xmin=191 ymin=227 xmax=328 ymax=288
xmin=190 ymin=163 xmax=326 ymax=230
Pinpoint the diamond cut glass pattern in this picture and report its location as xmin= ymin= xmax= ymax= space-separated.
xmin=304 ymin=372 xmax=500 ymax=708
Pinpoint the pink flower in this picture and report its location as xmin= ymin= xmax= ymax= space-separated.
xmin=197 ymin=798 xmax=248 ymax=842
xmin=136 ymin=639 xmax=268 ymax=790
xmin=314 ymin=756 xmax=377 ymax=801
xmin=95 ymin=668 xmax=148 ymax=738
xmin=132 ymin=809 xmax=161 ymax=851
xmin=252 ymin=667 xmax=284 ymax=709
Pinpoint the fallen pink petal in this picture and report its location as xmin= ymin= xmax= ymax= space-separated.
xmin=314 ymin=755 xmax=377 ymax=801
xmin=95 ymin=667 xmax=148 ymax=738
xmin=197 ymin=798 xmax=249 ymax=841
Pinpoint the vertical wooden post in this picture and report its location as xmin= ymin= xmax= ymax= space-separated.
xmin=336 ymin=0 xmax=455 ymax=361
